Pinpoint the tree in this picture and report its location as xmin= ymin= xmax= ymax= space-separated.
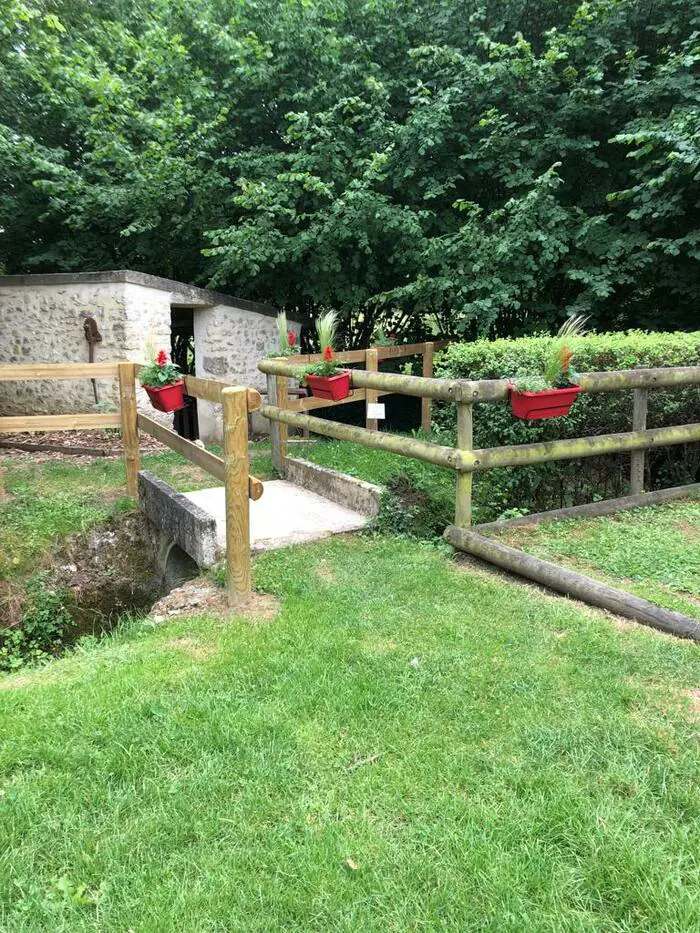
xmin=1 ymin=0 xmax=698 ymax=343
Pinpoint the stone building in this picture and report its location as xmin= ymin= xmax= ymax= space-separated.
xmin=0 ymin=270 xmax=301 ymax=443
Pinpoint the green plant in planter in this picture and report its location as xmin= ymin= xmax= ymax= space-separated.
xmin=268 ymin=312 xmax=300 ymax=357
xmin=139 ymin=349 xmax=182 ymax=388
xmin=510 ymin=314 xmax=589 ymax=392
xmin=298 ymin=311 xmax=345 ymax=384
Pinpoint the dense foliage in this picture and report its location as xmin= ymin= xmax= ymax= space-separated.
xmin=1 ymin=1 xmax=698 ymax=342
xmin=436 ymin=330 xmax=700 ymax=517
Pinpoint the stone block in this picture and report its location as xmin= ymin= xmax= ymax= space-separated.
xmin=138 ymin=470 xmax=219 ymax=567
xmin=285 ymin=457 xmax=383 ymax=516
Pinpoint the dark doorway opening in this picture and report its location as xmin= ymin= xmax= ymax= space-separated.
xmin=170 ymin=307 xmax=199 ymax=440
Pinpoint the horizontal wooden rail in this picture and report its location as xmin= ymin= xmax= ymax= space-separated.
xmin=183 ymin=376 xmax=262 ymax=411
xmin=133 ymin=365 xmax=262 ymax=410
xmin=580 ymin=366 xmax=700 ymax=393
xmin=286 ymin=388 xmax=366 ymax=412
xmin=138 ymin=414 xmax=263 ymax=501
xmin=0 ymin=413 xmax=121 ymax=433
xmin=259 ymin=357 xmax=485 ymax=402
xmin=0 ymin=362 xmax=120 ymax=381
xmin=467 ymin=422 xmax=700 ymax=472
xmin=290 ymin=339 xmax=449 ymax=365
xmin=260 ymin=403 xmax=464 ymax=469
xmin=260 ymin=360 xmax=700 ymax=406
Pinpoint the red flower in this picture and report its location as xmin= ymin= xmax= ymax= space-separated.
xmin=288 ymin=331 xmax=296 ymax=348
xmin=323 ymin=345 xmax=333 ymax=361
xmin=156 ymin=349 xmax=168 ymax=366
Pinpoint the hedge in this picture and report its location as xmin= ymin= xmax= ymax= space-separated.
xmin=434 ymin=330 xmax=700 ymax=522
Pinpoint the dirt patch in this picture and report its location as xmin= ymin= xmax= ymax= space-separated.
xmin=683 ymin=688 xmax=700 ymax=716
xmin=0 ymin=429 xmax=165 ymax=463
xmin=0 ymin=581 xmax=23 ymax=629
xmin=52 ymin=513 xmax=163 ymax=634
xmin=316 ymin=561 xmax=337 ymax=582
xmin=165 ymin=636 xmax=218 ymax=659
xmin=675 ymin=521 xmax=700 ymax=539
xmin=152 ymin=579 xmax=226 ymax=620
xmin=151 ymin=579 xmax=280 ymax=624
xmin=229 ymin=592 xmax=280 ymax=623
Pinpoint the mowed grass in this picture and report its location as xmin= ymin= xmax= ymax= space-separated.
xmin=492 ymin=499 xmax=700 ymax=621
xmin=1 ymin=534 xmax=699 ymax=930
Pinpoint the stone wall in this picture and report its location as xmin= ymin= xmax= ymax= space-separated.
xmin=0 ymin=280 xmax=131 ymax=415
xmin=0 ymin=270 xmax=297 ymax=441
xmin=194 ymin=305 xmax=301 ymax=444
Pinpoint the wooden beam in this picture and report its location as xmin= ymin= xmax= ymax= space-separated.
xmin=222 ymin=387 xmax=252 ymax=606
xmin=267 ymin=374 xmax=288 ymax=475
xmin=259 ymin=357 xmax=491 ymax=403
xmin=260 ymin=403 xmax=463 ymax=469
xmin=455 ymin=403 xmax=473 ymax=527
xmin=580 ymin=366 xmax=700 ymax=394
xmin=473 ymin=483 xmax=700 ymax=533
xmin=286 ymin=388 xmax=368 ymax=412
xmin=469 ymin=422 xmax=700 ymax=472
xmin=0 ymin=362 xmax=120 ymax=381
xmin=630 ymin=387 xmax=648 ymax=495
xmin=365 ymin=348 xmax=379 ymax=431
xmin=444 ymin=526 xmax=700 ymax=642
xmin=288 ymin=339 xmax=449 ymax=365
xmin=118 ymin=362 xmax=140 ymax=498
xmin=182 ymin=375 xmax=262 ymax=411
xmin=137 ymin=414 xmax=262 ymax=500
xmin=421 ymin=342 xmax=435 ymax=433
xmin=0 ymin=413 xmax=121 ymax=433
xmin=0 ymin=439 xmax=109 ymax=456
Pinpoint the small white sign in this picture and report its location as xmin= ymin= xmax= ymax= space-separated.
xmin=367 ymin=403 xmax=386 ymax=420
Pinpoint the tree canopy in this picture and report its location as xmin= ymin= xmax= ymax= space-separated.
xmin=1 ymin=0 xmax=698 ymax=342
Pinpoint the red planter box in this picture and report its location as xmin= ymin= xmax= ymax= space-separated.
xmin=510 ymin=385 xmax=582 ymax=420
xmin=305 ymin=370 xmax=351 ymax=401
xmin=144 ymin=380 xmax=186 ymax=413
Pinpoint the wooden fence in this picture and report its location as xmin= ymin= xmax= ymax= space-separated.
xmin=259 ymin=357 xmax=700 ymax=638
xmin=0 ymin=362 xmax=261 ymax=607
xmin=265 ymin=339 xmax=446 ymax=470
xmin=260 ymin=358 xmax=700 ymax=526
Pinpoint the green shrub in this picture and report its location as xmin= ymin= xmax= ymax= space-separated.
xmin=0 ymin=578 xmax=73 ymax=672
xmin=435 ymin=330 xmax=700 ymax=521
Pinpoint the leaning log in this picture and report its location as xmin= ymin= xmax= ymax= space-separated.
xmin=443 ymin=526 xmax=700 ymax=642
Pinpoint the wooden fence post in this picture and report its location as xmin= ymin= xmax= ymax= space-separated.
xmin=118 ymin=362 xmax=140 ymax=498
xmin=222 ymin=386 xmax=251 ymax=607
xmin=365 ymin=348 xmax=379 ymax=431
xmin=455 ymin=401 xmax=473 ymax=527
xmin=630 ymin=387 xmax=648 ymax=495
xmin=421 ymin=341 xmax=435 ymax=433
xmin=267 ymin=373 xmax=288 ymax=475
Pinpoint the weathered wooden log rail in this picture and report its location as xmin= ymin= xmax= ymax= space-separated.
xmin=259 ymin=355 xmax=700 ymax=637
xmin=0 ymin=361 xmax=260 ymax=607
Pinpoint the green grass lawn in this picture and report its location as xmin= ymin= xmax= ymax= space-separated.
xmin=1 ymin=535 xmax=700 ymax=928
xmin=491 ymin=499 xmax=700 ymax=621
xmin=2 ymin=452 xmax=700 ymax=929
